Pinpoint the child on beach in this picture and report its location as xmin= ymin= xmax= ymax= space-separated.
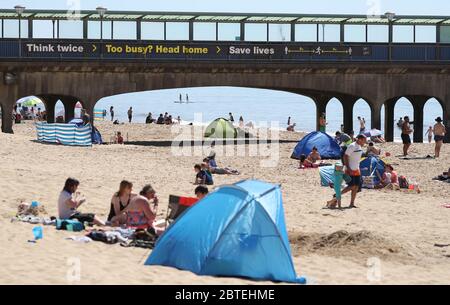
xmin=326 ymin=163 xmax=344 ymax=209
xmin=115 ymin=132 xmax=124 ymax=144
xmin=194 ymin=164 xmax=213 ymax=185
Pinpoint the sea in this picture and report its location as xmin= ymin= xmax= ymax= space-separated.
xmin=49 ymin=86 xmax=443 ymax=141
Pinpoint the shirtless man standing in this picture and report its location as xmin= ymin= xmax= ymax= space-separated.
xmin=433 ymin=117 xmax=447 ymax=158
xmin=401 ymin=116 xmax=413 ymax=156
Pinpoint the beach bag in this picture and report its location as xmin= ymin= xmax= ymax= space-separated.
xmin=398 ymin=176 xmax=409 ymax=189
xmin=56 ymin=219 xmax=85 ymax=232
xmin=362 ymin=175 xmax=377 ymax=189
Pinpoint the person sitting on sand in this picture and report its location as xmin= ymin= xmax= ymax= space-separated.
xmin=145 ymin=113 xmax=154 ymax=124
xmin=245 ymin=121 xmax=255 ymax=129
xmin=376 ymin=164 xmax=399 ymax=189
xmin=156 ymin=114 xmax=164 ymax=125
xmin=58 ymin=178 xmax=105 ymax=226
xmin=287 ymin=123 xmax=296 ymax=132
xmin=366 ymin=142 xmax=381 ymax=157
xmin=370 ymin=135 xmax=385 ymax=143
xmin=118 ymin=185 xmax=159 ymax=234
xmin=299 ymin=148 xmax=324 ymax=169
xmin=307 ymin=147 xmax=321 ymax=164
xmin=115 ymin=132 xmax=124 ymax=144
xmin=195 ymin=185 xmax=209 ymax=200
xmin=194 ymin=164 xmax=214 ymax=185
xmin=107 ymin=180 xmax=136 ymax=226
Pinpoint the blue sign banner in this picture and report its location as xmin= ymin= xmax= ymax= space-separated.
xmin=0 ymin=39 xmax=448 ymax=62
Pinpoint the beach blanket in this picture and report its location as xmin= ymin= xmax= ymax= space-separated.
xmin=12 ymin=215 xmax=55 ymax=225
xmin=87 ymin=229 xmax=129 ymax=244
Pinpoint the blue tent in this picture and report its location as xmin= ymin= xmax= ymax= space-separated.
xmin=145 ymin=180 xmax=306 ymax=284
xmin=291 ymin=131 xmax=341 ymax=160
xmin=360 ymin=156 xmax=385 ymax=186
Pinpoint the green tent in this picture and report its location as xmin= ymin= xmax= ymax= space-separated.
xmin=204 ymin=118 xmax=237 ymax=139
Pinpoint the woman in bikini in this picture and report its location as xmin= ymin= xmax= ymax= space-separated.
xmin=121 ymin=185 xmax=159 ymax=234
xmin=108 ymin=180 xmax=135 ymax=226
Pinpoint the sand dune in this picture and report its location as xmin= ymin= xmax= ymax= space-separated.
xmin=0 ymin=121 xmax=449 ymax=284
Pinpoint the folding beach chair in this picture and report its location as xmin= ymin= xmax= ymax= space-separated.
xmin=165 ymin=195 xmax=198 ymax=228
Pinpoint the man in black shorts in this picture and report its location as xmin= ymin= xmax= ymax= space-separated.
xmin=401 ymin=116 xmax=413 ymax=156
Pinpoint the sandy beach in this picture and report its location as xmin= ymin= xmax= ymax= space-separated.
xmin=0 ymin=120 xmax=449 ymax=285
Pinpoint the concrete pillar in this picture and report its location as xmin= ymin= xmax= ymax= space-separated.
xmin=62 ymin=97 xmax=78 ymax=123
xmin=313 ymin=94 xmax=330 ymax=132
xmin=86 ymin=102 xmax=95 ymax=126
xmin=240 ymin=22 xmax=245 ymax=41
xmin=1 ymin=102 xmax=14 ymax=134
xmin=39 ymin=95 xmax=58 ymax=124
xmin=189 ymin=21 xmax=194 ymax=41
xmin=342 ymin=98 xmax=357 ymax=134
xmin=0 ymin=79 xmax=18 ymax=134
xmin=411 ymin=96 xmax=428 ymax=143
xmin=384 ymin=99 xmax=396 ymax=142
xmin=443 ymin=103 xmax=450 ymax=143
xmin=371 ymin=103 xmax=382 ymax=131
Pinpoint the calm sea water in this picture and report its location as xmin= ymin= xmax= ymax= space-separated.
xmin=50 ymin=87 xmax=443 ymax=140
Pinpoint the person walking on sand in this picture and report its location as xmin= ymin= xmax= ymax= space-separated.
xmin=341 ymin=134 xmax=367 ymax=208
xmin=358 ymin=117 xmax=366 ymax=134
xmin=110 ymin=106 xmax=114 ymax=122
xmin=239 ymin=116 xmax=244 ymax=128
xmin=319 ymin=113 xmax=327 ymax=132
xmin=433 ymin=117 xmax=446 ymax=158
xmin=401 ymin=116 xmax=413 ymax=156
xmin=287 ymin=116 xmax=291 ymax=126
xmin=425 ymin=126 xmax=433 ymax=143
xmin=127 ymin=107 xmax=133 ymax=123
xmin=229 ymin=112 xmax=234 ymax=124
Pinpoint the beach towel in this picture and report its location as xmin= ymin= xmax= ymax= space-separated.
xmin=12 ymin=215 xmax=55 ymax=225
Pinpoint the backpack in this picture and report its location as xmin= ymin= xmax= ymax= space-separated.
xmin=398 ymin=176 xmax=409 ymax=189
xmin=56 ymin=219 xmax=85 ymax=232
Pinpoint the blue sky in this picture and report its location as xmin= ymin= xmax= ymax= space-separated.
xmin=1 ymin=0 xmax=450 ymax=15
